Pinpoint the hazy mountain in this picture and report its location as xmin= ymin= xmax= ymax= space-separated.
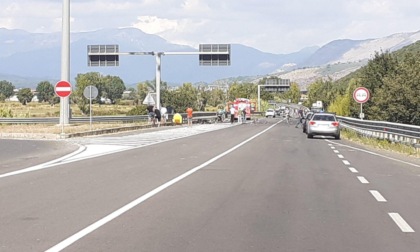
xmin=0 ymin=27 xmax=419 ymax=88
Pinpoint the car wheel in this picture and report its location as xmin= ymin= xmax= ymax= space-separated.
xmin=335 ymin=134 xmax=340 ymax=140
xmin=307 ymin=134 xmax=313 ymax=139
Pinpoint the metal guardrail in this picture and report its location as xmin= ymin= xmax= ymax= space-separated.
xmin=337 ymin=116 xmax=420 ymax=146
xmin=0 ymin=112 xmax=217 ymax=125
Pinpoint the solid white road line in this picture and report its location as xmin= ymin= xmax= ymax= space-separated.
xmin=389 ymin=213 xmax=415 ymax=233
xmin=369 ymin=190 xmax=387 ymax=202
xmin=349 ymin=167 xmax=359 ymax=173
xmin=326 ymin=140 xmax=420 ymax=168
xmin=45 ymin=120 xmax=280 ymax=252
xmin=357 ymin=176 xmax=370 ymax=184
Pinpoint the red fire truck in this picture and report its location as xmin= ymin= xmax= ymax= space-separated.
xmin=227 ymin=98 xmax=255 ymax=120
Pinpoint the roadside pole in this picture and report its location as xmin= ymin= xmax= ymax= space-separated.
xmin=59 ymin=0 xmax=70 ymax=130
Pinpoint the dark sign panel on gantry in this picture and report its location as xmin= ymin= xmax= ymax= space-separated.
xmin=87 ymin=45 xmax=119 ymax=66
xmin=199 ymin=44 xmax=231 ymax=66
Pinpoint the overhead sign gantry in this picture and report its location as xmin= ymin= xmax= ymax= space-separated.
xmin=87 ymin=44 xmax=231 ymax=109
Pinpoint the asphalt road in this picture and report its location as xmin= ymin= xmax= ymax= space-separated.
xmin=1 ymin=120 xmax=419 ymax=252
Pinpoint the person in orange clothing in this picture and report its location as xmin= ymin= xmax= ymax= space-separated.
xmin=186 ymin=107 xmax=193 ymax=126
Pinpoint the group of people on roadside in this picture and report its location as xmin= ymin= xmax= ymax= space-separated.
xmin=147 ymin=105 xmax=169 ymax=127
xmin=229 ymin=105 xmax=246 ymax=124
xmin=147 ymin=105 xmax=194 ymax=127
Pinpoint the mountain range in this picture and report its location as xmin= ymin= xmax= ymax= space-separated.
xmin=1 ymin=27 xmax=419 ymax=89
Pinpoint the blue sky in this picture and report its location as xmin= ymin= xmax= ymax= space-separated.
xmin=1 ymin=0 xmax=420 ymax=54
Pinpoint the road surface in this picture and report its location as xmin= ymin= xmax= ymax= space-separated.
xmin=1 ymin=120 xmax=419 ymax=251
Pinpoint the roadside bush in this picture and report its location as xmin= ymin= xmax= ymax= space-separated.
xmin=0 ymin=107 xmax=13 ymax=117
xmin=127 ymin=105 xmax=147 ymax=115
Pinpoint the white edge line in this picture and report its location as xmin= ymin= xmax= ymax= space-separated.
xmin=0 ymin=124 xmax=235 ymax=179
xmin=45 ymin=120 xmax=280 ymax=252
xmin=325 ymin=140 xmax=420 ymax=168
xmin=369 ymin=190 xmax=387 ymax=202
xmin=389 ymin=213 xmax=415 ymax=233
xmin=0 ymin=145 xmax=86 ymax=179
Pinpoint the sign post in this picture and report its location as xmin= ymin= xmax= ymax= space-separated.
xmin=83 ymin=85 xmax=99 ymax=130
xmin=55 ymin=80 xmax=72 ymax=134
xmin=353 ymin=87 xmax=370 ymax=120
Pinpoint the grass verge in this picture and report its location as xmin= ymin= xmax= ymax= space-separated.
xmin=341 ymin=129 xmax=419 ymax=158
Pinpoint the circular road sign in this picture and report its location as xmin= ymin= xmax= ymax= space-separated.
xmin=83 ymin=85 xmax=99 ymax=99
xmin=55 ymin=80 xmax=72 ymax=98
xmin=353 ymin=87 xmax=370 ymax=103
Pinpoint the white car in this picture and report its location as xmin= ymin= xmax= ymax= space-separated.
xmin=265 ymin=109 xmax=276 ymax=118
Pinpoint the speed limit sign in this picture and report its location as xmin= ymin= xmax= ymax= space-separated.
xmin=353 ymin=87 xmax=370 ymax=103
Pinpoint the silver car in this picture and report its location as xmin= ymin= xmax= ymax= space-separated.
xmin=306 ymin=113 xmax=340 ymax=139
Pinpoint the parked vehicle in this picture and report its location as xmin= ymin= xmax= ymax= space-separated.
xmin=306 ymin=112 xmax=340 ymax=139
xmin=227 ymin=98 xmax=255 ymax=121
xmin=265 ymin=109 xmax=276 ymax=118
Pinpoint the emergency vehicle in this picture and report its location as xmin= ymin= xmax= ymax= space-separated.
xmin=227 ymin=98 xmax=255 ymax=120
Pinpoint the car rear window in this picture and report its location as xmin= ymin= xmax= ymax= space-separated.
xmin=312 ymin=115 xmax=336 ymax=121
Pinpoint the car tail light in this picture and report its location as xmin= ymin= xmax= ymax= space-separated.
xmin=331 ymin=122 xmax=339 ymax=127
xmin=309 ymin=121 xmax=316 ymax=125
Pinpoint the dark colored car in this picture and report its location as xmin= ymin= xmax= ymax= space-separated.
xmin=306 ymin=112 xmax=340 ymax=139
xmin=302 ymin=111 xmax=314 ymax=134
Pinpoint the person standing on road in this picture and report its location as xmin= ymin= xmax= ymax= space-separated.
xmin=295 ymin=108 xmax=304 ymax=128
xmin=230 ymin=105 xmax=236 ymax=124
xmin=160 ymin=106 xmax=167 ymax=125
xmin=186 ymin=107 xmax=193 ymax=126
xmin=147 ymin=105 xmax=155 ymax=125
xmin=154 ymin=107 xmax=161 ymax=127
xmin=285 ymin=107 xmax=290 ymax=124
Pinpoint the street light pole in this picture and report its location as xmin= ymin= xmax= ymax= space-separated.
xmin=60 ymin=0 xmax=70 ymax=125
xmin=155 ymin=52 xmax=162 ymax=110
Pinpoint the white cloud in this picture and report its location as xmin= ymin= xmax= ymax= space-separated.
xmin=1 ymin=0 xmax=420 ymax=53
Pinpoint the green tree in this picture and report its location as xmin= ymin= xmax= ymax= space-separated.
xmin=169 ymin=83 xmax=198 ymax=112
xmin=0 ymin=80 xmax=15 ymax=101
xmin=102 ymin=75 xmax=126 ymax=104
xmin=373 ymin=52 xmax=420 ymax=124
xmin=207 ymin=88 xmax=226 ymax=107
xmin=357 ymin=51 xmax=399 ymax=119
xmin=136 ymin=83 xmax=150 ymax=105
xmin=283 ymin=83 xmax=301 ymax=104
xmin=36 ymin=81 xmax=57 ymax=104
xmin=17 ymin=88 xmax=34 ymax=105
xmin=74 ymin=72 xmax=103 ymax=114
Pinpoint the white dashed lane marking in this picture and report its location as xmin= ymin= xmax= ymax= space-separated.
xmin=349 ymin=167 xmax=359 ymax=173
xmin=357 ymin=176 xmax=370 ymax=184
xmin=329 ymin=142 xmax=416 ymax=234
xmin=389 ymin=213 xmax=415 ymax=233
xmin=369 ymin=190 xmax=387 ymax=202
xmin=342 ymin=160 xmax=351 ymax=165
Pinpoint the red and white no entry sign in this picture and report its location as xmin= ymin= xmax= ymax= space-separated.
xmin=55 ymin=80 xmax=72 ymax=98
xmin=353 ymin=87 xmax=370 ymax=103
